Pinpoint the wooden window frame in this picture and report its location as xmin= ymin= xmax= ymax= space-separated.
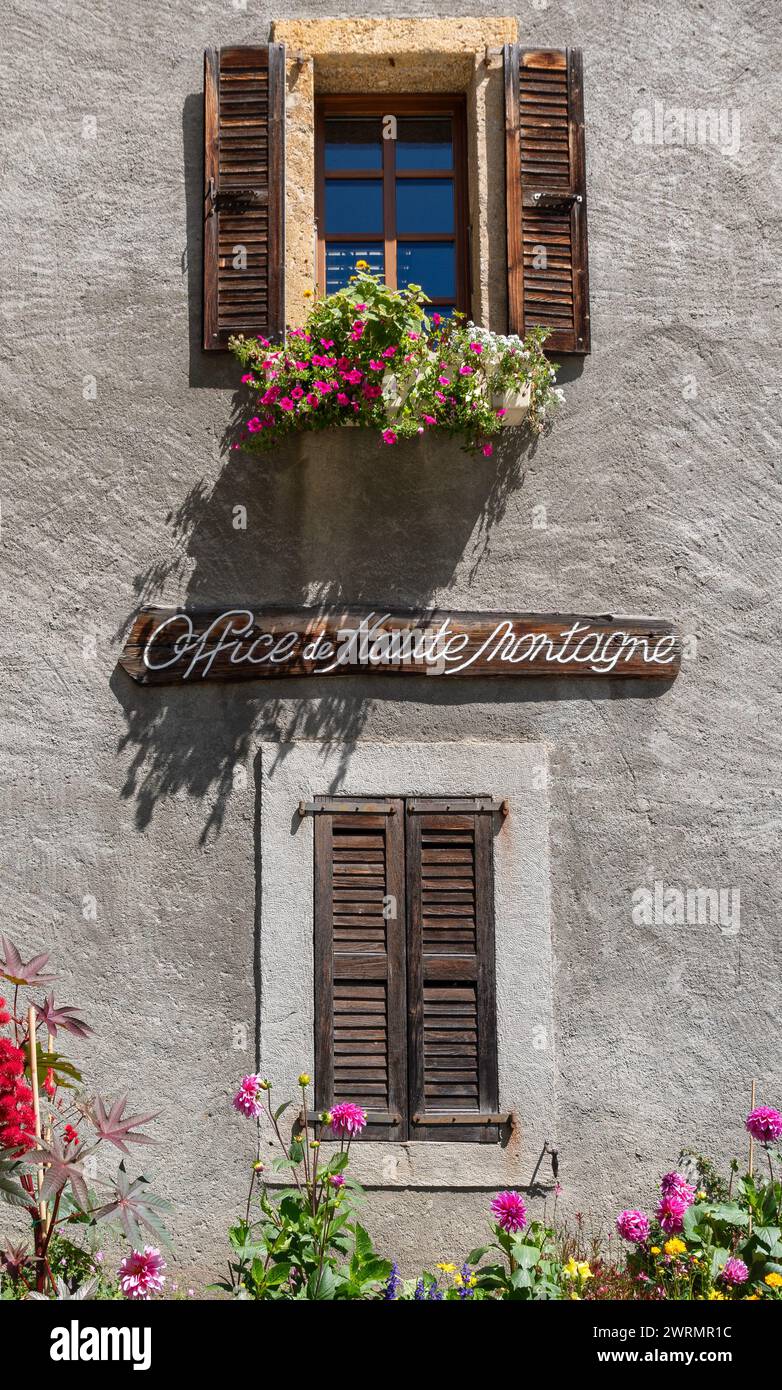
xmin=313 ymin=794 xmax=503 ymax=1143
xmin=315 ymin=94 xmax=470 ymax=315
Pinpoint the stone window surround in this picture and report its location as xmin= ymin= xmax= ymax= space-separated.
xmin=259 ymin=741 xmax=556 ymax=1190
xmin=271 ymin=17 xmax=518 ymax=336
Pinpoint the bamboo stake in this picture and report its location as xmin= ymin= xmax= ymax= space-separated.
xmin=27 ymin=1005 xmax=46 ymax=1224
xmin=748 ymin=1078 xmax=756 ymax=1237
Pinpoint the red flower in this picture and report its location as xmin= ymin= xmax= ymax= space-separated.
xmin=63 ymin=1124 xmax=79 ymax=1146
xmin=0 ymin=1037 xmax=35 ymax=1155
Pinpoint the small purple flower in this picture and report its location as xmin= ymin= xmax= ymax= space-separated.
xmin=384 ymin=1262 xmax=401 ymax=1300
xmin=413 ymin=1278 xmax=426 ymax=1301
xmin=616 ymin=1210 xmax=650 ymax=1244
xmin=720 ymin=1257 xmax=749 ymax=1286
xmin=428 ymin=1281 xmax=444 ymax=1300
xmin=459 ymin=1263 xmax=473 ymax=1299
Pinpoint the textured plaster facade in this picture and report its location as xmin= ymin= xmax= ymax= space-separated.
xmin=2 ymin=0 xmax=781 ymax=1283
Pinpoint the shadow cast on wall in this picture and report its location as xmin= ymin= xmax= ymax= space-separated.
xmin=111 ymin=92 xmax=631 ymax=842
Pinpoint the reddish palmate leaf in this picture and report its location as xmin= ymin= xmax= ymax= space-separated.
xmin=0 ymin=936 xmax=57 ymax=988
xmin=89 ymin=1095 xmax=159 ymax=1154
xmin=35 ymin=993 xmax=92 ymax=1042
xmin=38 ymin=1135 xmax=90 ymax=1212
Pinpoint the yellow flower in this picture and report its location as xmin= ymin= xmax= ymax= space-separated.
xmin=355 ymin=259 xmax=370 ymax=270
xmin=708 ymin=1290 xmax=726 ymax=1300
xmin=765 ymin=1272 xmax=782 ymax=1288
xmin=697 ymin=1189 xmax=707 ymax=1199
xmin=298 ymin=1073 xmax=311 ymax=1086
xmin=664 ymin=1238 xmax=687 ymax=1257
xmin=303 ymin=288 xmax=314 ymax=298
xmin=436 ymin=1262 xmax=457 ymax=1274
xmin=744 ymin=1294 xmax=760 ymax=1300
xmin=650 ymin=1246 xmax=661 ymax=1256
xmin=563 ymin=1258 xmax=591 ymax=1282
xmin=577 ymin=1262 xmax=593 ymax=1281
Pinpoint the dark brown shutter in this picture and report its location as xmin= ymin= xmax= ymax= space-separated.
xmin=504 ymin=45 xmax=590 ymax=353
xmin=313 ymin=801 xmax=407 ymax=1140
xmin=406 ymin=803 xmax=499 ymax=1142
xmin=203 ymin=44 xmax=285 ymax=351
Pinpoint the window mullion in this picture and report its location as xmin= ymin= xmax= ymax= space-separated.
xmin=383 ymin=117 xmax=397 ymax=289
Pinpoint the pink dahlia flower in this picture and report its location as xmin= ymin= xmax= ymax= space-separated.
xmin=746 ymin=1106 xmax=782 ymax=1146
xmin=616 ymin=1209 xmax=650 ymax=1243
xmin=118 ymin=1246 xmax=166 ymax=1300
xmin=491 ymin=1190 xmax=528 ymax=1234
xmin=328 ymin=1102 xmax=367 ymax=1139
xmin=233 ymin=1074 xmax=265 ymax=1119
xmin=656 ymin=1193 xmax=689 ymax=1235
xmin=720 ymin=1257 xmax=749 ymax=1286
xmin=660 ymin=1172 xmax=696 ymax=1205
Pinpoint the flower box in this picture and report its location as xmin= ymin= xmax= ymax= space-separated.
xmin=231 ymin=269 xmax=562 ymax=457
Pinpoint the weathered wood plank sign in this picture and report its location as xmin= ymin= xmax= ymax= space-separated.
xmin=119 ymin=607 xmax=681 ymax=685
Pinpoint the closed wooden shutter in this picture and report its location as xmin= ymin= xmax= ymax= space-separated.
xmin=203 ymin=44 xmax=285 ymax=351
xmin=313 ymin=800 xmax=407 ymax=1140
xmin=504 ymin=45 xmax=590 ymax=354
xmin=406 ymin=802 xmax=499 ymax=1141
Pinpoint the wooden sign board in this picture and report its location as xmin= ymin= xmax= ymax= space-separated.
xmin=119 ymin=607 xmax=681 ymax=685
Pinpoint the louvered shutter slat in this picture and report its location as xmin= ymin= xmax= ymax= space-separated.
xmin=505 ymin=45 xmax=590 ymax=354
xmin=314 ymin=803 xmax=407 ymax=1139
xmin=203 ymin=44 xmax=285 ymax=350
xmin=407 ymin=809 xmax=499 ymax=1142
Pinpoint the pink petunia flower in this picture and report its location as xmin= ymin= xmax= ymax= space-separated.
xmin=432 ymin=313 xmax=442 ymax=325
xmin=344 ymin=368 xmax=363 ymax=385
xmin=469 ymin=342 xmax=483 ymax=353
xmin=118 ymin=1246 xmax=167 ymax=1301
xmin=240 ymin=373 xmax=255 ymax=384
xmin=291 ymin=386 xmax=304 ymax=400
xmin=368 ymin=360 xmax=384 ymax=372
xmin=746 ymin=1106 xmax=782 ymax=1146
xmin=438 ymin=376 xmax=451 ymax=386
xmin=495 ymin=407 xmax=507 ymax=417
xmin=320 ymin=338 xmax=334 ymax=348
xmin=382 ymin=346 xmax=397 ymax=357
xmin=616 ymin=1209 xmax=650 ymax=1243
xmin=482 ymin=443 xmax=494 ymax=457
xmin=422 ymin=415 xmax=436 ymax=425
xmin=491 ymin=1190 xmax=527 ymax=1234
xmin=306 ymin=393 xmax=319 ymax=407
xmin=337 ymin=393 xmax=350 ymax=405
xmin=382 ymin=430 xmax=397 ymax=445
xmin=233 ymin=1074 xmax=265 ymax=1119
xmin=459 ymin=365 xmax=473 ymax=375
xmin=246 ymin=418 xmax=262 ymax=433
xmin=328 ymin=1102 xmax=367 ymax=1139
xmin=278 ymin=397 xmax=295 ymax=411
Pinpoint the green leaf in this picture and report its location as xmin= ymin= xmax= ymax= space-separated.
xmin=512 ymin=1241 xmax=542 ymax=1270
xmin=273 ymin=1102 xmax=293 ymax=1122
xmin=265 ymin=1262 xmax=292 ymax=1287
xmin=706 ymin=1202 xmax=750 ymax=1228
xmin=466 ymin=1245 xmax=491 ymax=1265
xmin=353 ymin=1222 xmax=373 ymax=1262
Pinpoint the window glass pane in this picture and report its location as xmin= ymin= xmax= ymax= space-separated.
xmin=396 ymin=117 xmax=453 ymax=170
xmin=325 ymin=244 xmax=385 ymax=294
xmin=325 ymin=179 xmax=383 ymax=234
xmin=396 ymin=179 xmax=453 ymax=235
xmin=324 ymin=118 xmax=382 ymax=171
xmin=397 ymin=242 xmax=456 ymax=300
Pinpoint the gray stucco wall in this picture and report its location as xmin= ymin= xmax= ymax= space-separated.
xmin=2 ymin=0 xmax=780 ymax=1282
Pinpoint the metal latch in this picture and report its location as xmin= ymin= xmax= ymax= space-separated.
xmin=526 ymin=190 xmax=583 ymax=211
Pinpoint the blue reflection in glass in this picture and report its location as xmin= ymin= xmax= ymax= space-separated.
xmin=325 ymin=244 xmax=385 ymax=293
xmin=396 ymin=179 xmax=453 ymax=234
xmin=324 ymin=118 xmax=382 ymax=170
xmin=325 ymin=180 xmax=383 ymax=234
xmin=396 ymin=118 xmax=453 ymax=170
xmin=397 ymin=242 xmax=455 ymax=300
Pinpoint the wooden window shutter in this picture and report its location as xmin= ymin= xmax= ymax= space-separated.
xmin=504 ymin=45 xmax=590 ymax=354
xmin=313 ymin=800 xmax=407 ymax=1140
xmin=203 ymin=44 xmax=285 ymax=351
xmin=406 ymin=802 xmax=499 ymax=1142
